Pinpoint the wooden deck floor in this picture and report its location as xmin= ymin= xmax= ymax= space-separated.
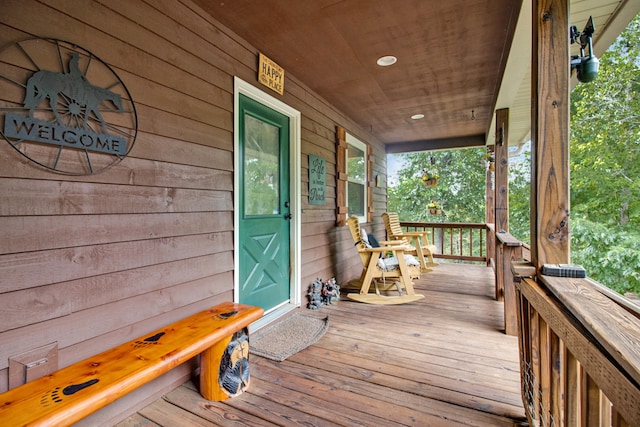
xmin=118 ymin=263 xmax=527 ymax=426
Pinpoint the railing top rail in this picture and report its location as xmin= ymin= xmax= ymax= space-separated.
xmin=494 ymin=230 xmax=522 ymax=246
xmin=539 ymin=275 xmax=640 ymax=388
xmin=588 ymin=278 xmax=640 ymax=320
xmin=399 ymin=221 xmax=487 ymax=228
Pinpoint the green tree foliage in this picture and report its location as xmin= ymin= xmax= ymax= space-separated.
xmin=570 ymin=14 xmax=640 ymax=227
xmin=389 ymin=148 xmax=531 ymax=235
xmin=507 ymin=151 xmax=531 ymax=244
xmin=388 ymin=148 xmax=486 ymax=223
xmin=569 ymin=13 xmax=640 ymax=294
xmin=572 ymin=219 xmax=640 ymax=295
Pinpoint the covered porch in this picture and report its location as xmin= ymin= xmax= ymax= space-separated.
xmin=120 ymin=262 xmax=527 ymax=426
xmin=1 ymin=0 xmax=639 ymax=425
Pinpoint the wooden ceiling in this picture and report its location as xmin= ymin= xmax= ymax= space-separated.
xmin=194 ymin=0 xmax=637 ymax=152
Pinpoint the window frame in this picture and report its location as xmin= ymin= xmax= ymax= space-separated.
xmin=346 ymin=133 xmax=368 ymax=223
xmin=335 ymin=126 xmax=373 ymax=226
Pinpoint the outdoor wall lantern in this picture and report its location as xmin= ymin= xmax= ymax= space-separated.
xmin=570 ymin=16 xmax=599 ymax=83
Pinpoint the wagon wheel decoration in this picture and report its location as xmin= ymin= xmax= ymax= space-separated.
xmin=0 ymin=38 xmax=137 ymax=175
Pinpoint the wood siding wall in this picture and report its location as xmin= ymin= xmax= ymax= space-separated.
xmin=0 ymin=0 xmax=388 ymax=423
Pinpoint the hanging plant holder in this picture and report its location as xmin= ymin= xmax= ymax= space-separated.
xmin=421 ymin=169 xmax=440 ymax=187
xmin=426 ymin=200 xmax=443 ymax=216
xmin=482 ymin=152 xmax=495 ymax=172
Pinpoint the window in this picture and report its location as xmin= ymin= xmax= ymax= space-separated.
xmin=346 ymin=133 xmax=367 ymax=222
xmin=335 ymin=126 xmax=372 ymax=226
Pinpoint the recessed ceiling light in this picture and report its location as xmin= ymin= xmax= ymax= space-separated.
xmin=411 ymin=114 xmax=425 ymax=120
xmin=376 ymin=55 xmax=397 ymax=66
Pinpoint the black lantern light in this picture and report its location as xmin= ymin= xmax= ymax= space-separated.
xmin=570 ymin=16 xmax=599 ymax=83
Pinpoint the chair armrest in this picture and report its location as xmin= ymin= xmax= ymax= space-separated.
xmin=396 ymin=231 xmax=428 ymax=238
xmin=379 ymin=240 xmax=406 ymax=245
xmin=358 ymin=246 xmax=409 ymax=253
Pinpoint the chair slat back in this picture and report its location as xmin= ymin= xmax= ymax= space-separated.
xmin=347 ymin=216 xmax=373 ymax=267
xmin=382 ymin=212 xmax=406 ymax=241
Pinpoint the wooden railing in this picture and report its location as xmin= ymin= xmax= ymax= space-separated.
xmin=399 ymin=221 xmax=487 ymax=262
xmin=487 ymin=227 xmax=640 ymax=426
xmin=516 ymin=276 xmax=640 ymax=426
xmin=404 ymin=220 xmax=640 ymax=424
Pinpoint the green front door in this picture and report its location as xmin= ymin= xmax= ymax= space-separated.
xmin=238 ymin=94 xmax=291 ymax=311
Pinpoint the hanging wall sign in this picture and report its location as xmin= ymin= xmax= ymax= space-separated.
xmin=308 ymin=154 xmax=326 ymax=205
xmin=0 ymin=38 xmax=137 ymax=175
xmin=258 ymin=53 xmax=285 ymax=95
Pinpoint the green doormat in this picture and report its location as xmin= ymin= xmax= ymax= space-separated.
xmin=250 ymin=313 xmax=329 ymax=361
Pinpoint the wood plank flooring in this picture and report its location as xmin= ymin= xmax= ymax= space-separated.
xmin=118 ymin=263 xmax=527 ymax=426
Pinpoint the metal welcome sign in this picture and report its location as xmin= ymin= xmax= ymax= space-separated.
xmin=0 ymin=38 xmax=137 ymax=175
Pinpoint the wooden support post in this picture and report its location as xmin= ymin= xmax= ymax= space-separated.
xmin=531 ymin=0 xmax=571 ymax=268
xmin=494 ymin=108 xmax=520 ymax=335
xmin=200 ymin=334 xmax=233 ymax=401
xmin=201 ymin=328 xmax=251 ymax=401
xmin=494 ymin=108 xmax=509 ymax=235
xmin=496 ymin=243 xmax=505 ymax=302
xmin=494 ymin=109 xmax=510 ymax=303
xmin=496 ymin=231 xmax=522 ymax=335
xmin=485 ymin=147 xmax=495 ymax=268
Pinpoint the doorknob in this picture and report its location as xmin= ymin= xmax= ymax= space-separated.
xmin=284 ymin=213 xmax=292 ymax=220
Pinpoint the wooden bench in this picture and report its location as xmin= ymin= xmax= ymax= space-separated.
xmin=0 ymin=302 xmax=264 ymax=427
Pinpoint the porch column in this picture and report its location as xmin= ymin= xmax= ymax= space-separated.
xmin=494 ymin=108 xmax=509 ymax=235
xmin=485 ymin=151 xmax=494 ymax=268
xmin=494 ymin=108 xmax=519 ymax=335
xmin=531 ymin=0 xmax=571 ymax=267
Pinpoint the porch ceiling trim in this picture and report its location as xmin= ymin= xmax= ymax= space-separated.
xmin=385 ymin=134 xmax=487 ymax=154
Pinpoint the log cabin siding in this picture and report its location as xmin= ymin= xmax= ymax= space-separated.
xmin=0 ymin=0 xmax=387 ymax=422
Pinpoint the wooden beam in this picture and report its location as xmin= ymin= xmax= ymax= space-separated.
xmin=531 ymin=0 xmax=571 ymax=268
xmin=385 ymin=134 xmax=486 ymax=154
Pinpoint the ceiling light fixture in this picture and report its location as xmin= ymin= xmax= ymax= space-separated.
xmin=411 ymin=114 xmax=425 ymax=120
xmin=376 ymin=55 xmax=397 ymax=66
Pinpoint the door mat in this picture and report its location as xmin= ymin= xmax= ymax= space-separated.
xmin=250 ymin=313 xmax=329 ymax=361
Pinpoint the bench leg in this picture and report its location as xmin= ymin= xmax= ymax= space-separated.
xmin=200 ymin=329 xmax=250 ymax=401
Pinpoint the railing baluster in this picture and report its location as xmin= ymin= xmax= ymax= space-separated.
xmin=540 ymin=318 xmax=551 ymax=427
xmin=550 ymin=330 xmax=562 ymax=426
xmin=613 ymin=409 xmax=630 ymax=427
xmin=585 ymin=374 xmax=600 ymax=426
xmin=601 ymin=392 xmax=612 ymax=427
xmin=531 ymin=310 xmax=541 ymax=424
xmin=565 ymin=351 xmax=580 ymax=426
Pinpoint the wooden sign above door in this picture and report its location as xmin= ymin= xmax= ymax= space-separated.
xmin=258 ymin=53 xmax=285 ymax=95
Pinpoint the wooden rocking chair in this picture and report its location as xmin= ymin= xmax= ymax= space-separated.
xmin=382 ymin=212 xmax=439 ymax=273
xmin=346 ymin=216 xmax=425 ymax=305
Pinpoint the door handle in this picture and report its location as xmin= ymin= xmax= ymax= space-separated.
xmin=284 ymin=213 xmax=292 ymax=220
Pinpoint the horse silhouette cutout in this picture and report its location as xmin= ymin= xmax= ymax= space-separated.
xmin=24 ymin=53 xmax=123 ymax=133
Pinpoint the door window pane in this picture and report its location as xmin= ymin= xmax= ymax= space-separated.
xmin=244 ymin=114 xmax=280 ymax=216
